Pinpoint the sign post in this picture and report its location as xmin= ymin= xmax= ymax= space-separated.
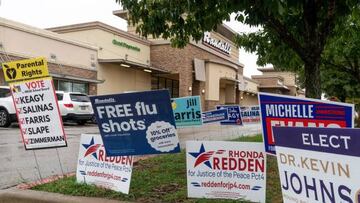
xmin=2 ymin=57 xmax=66 ymax=150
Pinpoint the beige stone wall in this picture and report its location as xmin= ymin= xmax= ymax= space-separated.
xmin=0 ymin=18 xmax=97 ymax=69
xmin=262 ymin=71 xmax=296 ymax=86
xmin=97 ymin=63 xmax=151 ymax=95
xmin=240 ymin=94 xmax=258 ymax=106
xmin=205 ymin=62 xmax=237 ymax=101
xmin=243 ymin=78 xmax=258 ymax=93
xmin=150 ymin=44 xmax=242 ymax=98
xmin=54 ymin=29 xmax=150 ymax=66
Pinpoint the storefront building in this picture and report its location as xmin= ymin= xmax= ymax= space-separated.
xmin=0 ymin=17 xmax=99 ymax=95
xmin=49 ymin=22 xmax=168 ymax=95
xmin=113 ymin=10 xmax=244 ymax=110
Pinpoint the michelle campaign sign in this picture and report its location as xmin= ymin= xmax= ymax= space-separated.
xmin=186 ymin=141 xmax=266 ymax=202
xmin=90 ymin=90 xmax=180 ymax=156
xmin=171 ymin=96 xmax=202 ymax=127
xmin=273 ymin=127 xmax=360 ymax=203
xmin=77 ymin=134 xmax=133 ymax=194
xmin=258 ymin=92 xmax=354 ymax=154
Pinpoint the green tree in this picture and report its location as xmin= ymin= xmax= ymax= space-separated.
xmin=321 ymin=6 xmax=360 ymax=101
xmin=117 ymin=0 xmax=356 ymax=98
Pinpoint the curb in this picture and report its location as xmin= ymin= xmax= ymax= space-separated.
xmin=0 ymin=188 xmax=129 ymax=203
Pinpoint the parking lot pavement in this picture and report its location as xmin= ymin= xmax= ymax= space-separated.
xmin=0 ymin=123 xmax=99 ymax=189
xmin=0 ymin=122 xmax=261 ymax=189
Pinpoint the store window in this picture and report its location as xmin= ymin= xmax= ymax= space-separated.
xmin=151 ymin=76 xmax=179 ymax=98
xmin=53 ymin=79 xmax=89 ymax=94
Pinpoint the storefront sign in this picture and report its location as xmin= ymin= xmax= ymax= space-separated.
xmin=187 ymin=141 xmax=266 ymax=202
xmin=240 ymin=106 xmax=260 ymax=124
xmin=273 ymin=127 xmax=360 ymax=203
xmin=90 ymin=90 xmax=180 ymax=156
xmin=171 ymin=96 xmax=202 ymax=127
xmin=2 ymin=57 xmax=49 ymax=82
xmin=112 ymin=39 xmax=140 ymax=52
xmin=202 ymin=109 xmax=228 ymax=124
xmin=76 ymin=134 xmax=133 ymax=194
xmin=10 ymin=77 xmax=66 ymax=149
xmin=216 ymin=105 xmax=242 ymax=125
xmin=258 ymin=92 xmax=354 ymax=154
xmin=203 ymin=32 xmax=232 ymax=55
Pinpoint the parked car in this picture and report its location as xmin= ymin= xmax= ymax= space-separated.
xmin=0 ymin=86 xmax=17 ymax=127
xmin=56 ymin=91 xmax=94 ymax=125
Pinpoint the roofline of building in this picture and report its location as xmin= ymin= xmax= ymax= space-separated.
xmin=113 ymin=9 xmax=237 ymax=42
xmin=243 ymin=76 xmax=259 ymax=84
xmin=0 ymin=51 xmax=96 ymax=71
xmin=259 ymin=85 xmax=290 ymax=90
xmin=0 ymin=17 xmax=98 ymax=51
xmin=251 ymin=75 xmax=284 ymax=80
xmin=47 ymin=21 xmax=151 ymax=46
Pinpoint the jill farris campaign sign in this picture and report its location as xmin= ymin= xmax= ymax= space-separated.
xmin=258 ymin=92 xmax=353 ymax=154
xmin=186 ymin=141 xmax=266 ymax=202
xmin=90 ymin=90 xmax=180 ymax=156
xmin=273 ymin=127 xmax=360 ymax=203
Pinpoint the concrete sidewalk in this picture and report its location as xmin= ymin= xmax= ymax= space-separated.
xmin=0 ymin=187 xmax=129 ymax=203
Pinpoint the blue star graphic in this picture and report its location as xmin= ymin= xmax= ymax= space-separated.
xmin=82 ymin=137 xmax=98 ymax=159
xmin=189 ymin=143 xmax=212 ymax=169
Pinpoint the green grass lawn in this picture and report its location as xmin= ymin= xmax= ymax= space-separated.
xmin=32 ymin=135 xmax=282 ymax=203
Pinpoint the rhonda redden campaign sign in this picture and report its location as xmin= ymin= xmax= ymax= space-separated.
xmin=258 ymin=92 xmax=354 ymax=154
xmin=186 ymin=141 xmax=266 ymax=202
xmin=76 ymin=134 xmax=133 ymax=194
xmin=90 ymin=90 xmax=180 ymax=156
xmin=273 ymin=127 xmax=360 ymax=203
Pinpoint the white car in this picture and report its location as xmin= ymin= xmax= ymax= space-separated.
xmin=0 ymin=86 xmax=94 ymax=127
xmin=56 ymin=91 xmax=94 ymax=125
xmin=0 ymin=86 xmax=17 ymax=127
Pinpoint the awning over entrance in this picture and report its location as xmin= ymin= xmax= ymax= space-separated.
xmin=51 ymin=73 xmax=104 ymax=83
xmin=98 ymin=59 xmax=170 ymax=74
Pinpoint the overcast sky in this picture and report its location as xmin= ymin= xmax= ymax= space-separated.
xmin=0 ymin=0 xmax=263 ymax=76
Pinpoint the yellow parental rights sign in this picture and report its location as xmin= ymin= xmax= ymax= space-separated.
xmin=1 ymin=57 xmax=49 ymax=82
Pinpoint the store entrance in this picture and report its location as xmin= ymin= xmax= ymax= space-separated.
xmin=219 ymin=79 xmax=236 ymax=105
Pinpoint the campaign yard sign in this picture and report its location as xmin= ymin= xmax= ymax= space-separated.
xmin=202 ymin=109 xmax=228 ymax=124
xmin=171 ymin=96 xmax=202 ymax=127
xmin=77 ymin=134 xmax=133 ymax=194
xmin=90 ymin=90 xmax=180 ymax=156
xmin=258 ymin=92 xmax=354 ymax=154
xmin=2 ymin=57 xmax=49 ymax=82
xmin=240 ymin=106 xmax=261 ymax=124
xmin=10 ymin=77 xmax=67 ymax=149
xmin=186 ymin=141 xmax=266 ymax=202
xmin=216 ymin=105 xmax=243 ymax=125
xmin=273 ymin=127 xmax=360 ymax=203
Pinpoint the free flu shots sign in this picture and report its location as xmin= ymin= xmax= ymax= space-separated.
xmin=91 ymin=90 xmax=180 ymax=156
